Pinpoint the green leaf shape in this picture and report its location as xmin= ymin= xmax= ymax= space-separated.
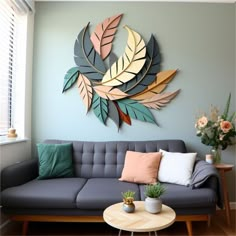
xmin=74 ymin=23 xmax=106 ymax=81
xmin=117 ymin=99 xmax=157 ymax=124
xmin=92 ymin=93 xmax=108 ymax=124
xmin=117 ymin=35 xmax=161 ymax=96
xmin=62 ymin=67 xmax=79 ymax=93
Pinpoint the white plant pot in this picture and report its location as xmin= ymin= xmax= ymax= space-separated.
xmin=145 ymin=197 xmax=162 ymax=214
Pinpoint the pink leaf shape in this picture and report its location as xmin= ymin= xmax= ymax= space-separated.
xmin=90 ymin=14 xmax=123 ymax=60
xmin=78 ymin=74 xmax=93 ymax=113
xmin=93 ymin=85 xmax=128 ymax=101
xmin=140 ymin=90 xmax=180 ymax=109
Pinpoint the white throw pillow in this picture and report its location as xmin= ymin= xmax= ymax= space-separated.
xmin=158 ymin=149 xmax=197 ymax=186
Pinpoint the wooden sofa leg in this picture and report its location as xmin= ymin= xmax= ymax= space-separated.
xmin=207 ymin=215 xmax=211 ymax=227
xmin=186 ymin=221 xmax=193 ymax=236
xmin=22 ymin=221 xmax=29 ymax=235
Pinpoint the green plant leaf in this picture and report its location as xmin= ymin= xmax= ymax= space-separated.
xmin=74 ymin=23 xmax=106 ymax=81
xmin=222 ymin=93 xmax=231 ymax=120
xmin=92 ymin=93 xmax=108 ymax=124
xmin=62 ymin=67 xmax=79 ymax=93
xmin=117 ymin=99 xmax=157 ymax=124
xmin=229 ymin=111 xmax=236 ymax=122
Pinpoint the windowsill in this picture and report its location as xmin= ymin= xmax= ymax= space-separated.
xmin=0 ymin=137 xmax=29 ymax=146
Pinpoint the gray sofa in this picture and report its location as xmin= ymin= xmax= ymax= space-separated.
xmin=1 ymin=139 xmax=221 ymax=236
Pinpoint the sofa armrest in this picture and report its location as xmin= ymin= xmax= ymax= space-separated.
xmin=1 ymin=158 xmax=38 ymax=190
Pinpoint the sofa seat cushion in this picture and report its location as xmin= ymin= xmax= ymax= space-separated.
xmin=1 ymin=178 xmax=87 ymax=209
xmin=76 ymin=178 xmax=140 ymax=210
xmin=139 ymin=183 xmax=217 ymax=209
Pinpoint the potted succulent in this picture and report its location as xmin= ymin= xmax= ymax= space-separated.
xmin=144 ymin=182 xmax=166 ymax=214
xmin=121 ymin=190 xmax=136 ymax=213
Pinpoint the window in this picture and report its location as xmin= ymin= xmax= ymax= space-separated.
xmin=0 ymin=1 xmax=18 ymax=135
xmin=0 ymin=0 xmax=33 ymax=138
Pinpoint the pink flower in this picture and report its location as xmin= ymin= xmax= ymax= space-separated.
xmin=220 ymin=121 xmax=232 ymax=133
xmin=197 ymin=116 xmax=208 ymax=128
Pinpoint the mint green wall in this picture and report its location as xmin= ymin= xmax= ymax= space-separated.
xmin=32 ymin=2 xmax=235 ymax=200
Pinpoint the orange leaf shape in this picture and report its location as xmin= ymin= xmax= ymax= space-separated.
xmin=78 ymin=74 xmax=93 ymax=112
xmin=93 ymin=85 xmax=128 ymax=100
xmin=90 ymin=14 xmax=123 ymax=60
xmin=114 ymin=102 xmax=131 ymax=125
xmin=140 ymin=90 xmax=180 ymax=109
xmin=131 ymin=70 xmax=177 ymax=100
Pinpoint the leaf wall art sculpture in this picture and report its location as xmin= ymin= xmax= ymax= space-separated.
xmin=63 ymin=14 xmax=180 ymax=129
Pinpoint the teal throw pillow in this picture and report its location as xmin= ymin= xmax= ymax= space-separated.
xmin=37 ymin=143 xmax=74 ymax=180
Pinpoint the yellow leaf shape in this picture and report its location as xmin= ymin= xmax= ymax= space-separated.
xmin=131 ymin=70 xmax=177 ymax=100
xmin=101 ymin=26 xmax=146 ymax=86
xmin=94 ymin=85 xmax=128 ymax=100
xmin=140 ymin=90 xmax=180 ymax=109
xmin=78 ymin=74 xmax=93 ymax=113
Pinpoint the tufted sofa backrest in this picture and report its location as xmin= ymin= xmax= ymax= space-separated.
xmin=44 ymin=140 xmax=187 ymax=178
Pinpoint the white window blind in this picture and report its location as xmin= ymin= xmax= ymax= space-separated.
xmin=0 ymin=1 xmax=19 ymax=135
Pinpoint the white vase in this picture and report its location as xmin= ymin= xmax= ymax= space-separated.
xmin=145 ymin=197 xmax=162 ymax=214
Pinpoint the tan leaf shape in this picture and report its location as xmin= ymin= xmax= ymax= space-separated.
xmin=101 ymin=26 xmax=146 ymax=86
xmin=93 ymin=85 xmax=128 ymax=101
xmin=140 ymin=90 xmax=180 ymax=109
xmin=90 ymin=14 xmax=123 ymax=60
xmin=131 ymin=70 xmax=177 ymax=100
xmin=78 ymin=74 xmax=93 ymax=112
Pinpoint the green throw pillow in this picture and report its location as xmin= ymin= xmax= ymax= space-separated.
xmin=37 ymin=143 xmax=74 ymax=180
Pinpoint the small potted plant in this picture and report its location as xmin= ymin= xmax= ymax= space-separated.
xmin=144 ymin=182 xmax=166 ymax=214
xmin=121 ymin=190 xmax=136 ymax=213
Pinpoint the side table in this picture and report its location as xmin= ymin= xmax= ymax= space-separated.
xmin=214 ymin=163 xmax=234 ymax=225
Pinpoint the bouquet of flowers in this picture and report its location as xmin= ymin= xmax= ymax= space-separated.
xmin=195 ymin=94 xmax=236 ymax=151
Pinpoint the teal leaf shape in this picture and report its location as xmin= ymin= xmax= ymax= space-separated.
xmin=62 ymin=67 xmax=79 ymax=93
xmin=117 ymin=35 xmax=161 ymax=95
xmin=92 ymin=93 xmax=108 ymax=124
xmin=74 ymin=23 xmax=106 ymax=81
xmin=117 ymin=99 xmax=157 ymax=124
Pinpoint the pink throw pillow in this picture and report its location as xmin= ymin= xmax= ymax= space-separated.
xmin=119 ymin=151 xmax=162 ymax=184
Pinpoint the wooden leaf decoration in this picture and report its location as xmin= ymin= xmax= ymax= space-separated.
xmin=90 ymin=14 xmax=123 ymax=60
xmin=131 ymin=70 xmax=177 ymax=100
xmin=117 ymin=99 xmax=156 ymax=124
xmin=92 ymin=93 xmax=108 ymax=124
xmin=109 ymin=52 xmax=118 ymax=68
xmin=74 ymin=23 xmax=106 ymax=81
xmin=77 ymin=74 xmax=93 ymax=113
xmin=101 ymin=26 xmax=146 ymax=86
xmin=117 ymin=35 xmax=161 ymax=95
xmin=114 ymin=102 xmax=131 ymax=126
xmin=140 ymin=90 xmax=180 ymax=109
xmin=62 ymin=67 xmax=79 ymax=93
xmin=108 ymin=101 xmax=120 ymax=129
xmin=93 ymin=85 xmax=128 ymax=101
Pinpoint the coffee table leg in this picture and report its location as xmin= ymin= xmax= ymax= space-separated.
xmin=148 ymin=232 xmax=158 ymax=236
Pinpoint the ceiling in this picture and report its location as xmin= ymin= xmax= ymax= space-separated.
xmin=34 ymin=0 xmax=236 ymax=3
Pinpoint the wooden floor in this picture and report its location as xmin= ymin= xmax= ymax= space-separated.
xmin=1 ymin=210 xmax=235 ymax=236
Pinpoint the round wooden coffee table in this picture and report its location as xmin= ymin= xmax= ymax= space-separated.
xmin=103 ymin=201 xmax=176 ymax=235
